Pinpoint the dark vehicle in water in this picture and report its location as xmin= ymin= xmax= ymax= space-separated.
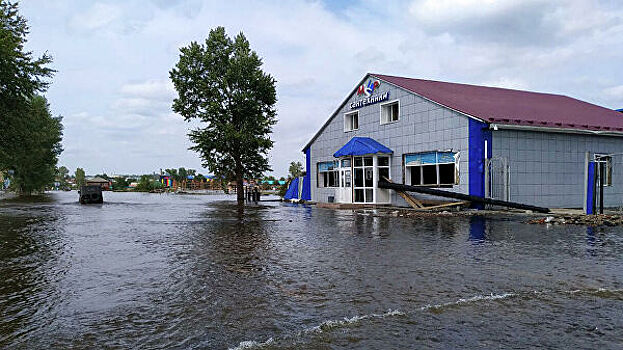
xmin=79 ymin=185 xmax=103 ymax=204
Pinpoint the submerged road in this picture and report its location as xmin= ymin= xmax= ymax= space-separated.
xmin=1 ymin=191 xmax=622 ymax=349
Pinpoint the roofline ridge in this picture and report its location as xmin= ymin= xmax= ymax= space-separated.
xmin=370 ymin=73 xmax=568 ymax=98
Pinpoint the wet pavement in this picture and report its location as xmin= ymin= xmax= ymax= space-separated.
xmin=1 ymin=191 xmax=623 ymax=349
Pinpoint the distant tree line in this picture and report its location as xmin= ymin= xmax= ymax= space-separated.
xmin=0 ymin=1 xmax=63 ymax=195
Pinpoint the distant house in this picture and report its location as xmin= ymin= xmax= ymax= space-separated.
xmin=160 ymin=175 xmax=174 ymax=188
xmin=86 ymin=177 xmax=111 ymax=190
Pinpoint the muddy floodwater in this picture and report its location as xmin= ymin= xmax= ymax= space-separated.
xmin=1 ymin=191 xmax=623 ymax=349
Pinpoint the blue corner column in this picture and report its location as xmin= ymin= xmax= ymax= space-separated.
xmin=468 ymin=119 xmax=492 ymax=210
xmin=301 ymin=147 xmax=312 ymax=201
xmin=586 ymin=162 xmax=595 ymax=214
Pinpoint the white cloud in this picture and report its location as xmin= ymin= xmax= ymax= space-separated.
xmin=481 ymin=77 xmax=528 ymax=90
xmin=410 ymin=0 xmax=525 ymax=21
xmin=69 ymin=3 xmax=123 ymax=31
xmin=604 ymin=85 xmax=623 ymax=100
xmin=119 ymin=79 xmax=175 ymax=100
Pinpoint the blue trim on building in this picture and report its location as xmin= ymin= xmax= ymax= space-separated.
xmin=586 ymin=162 xmax=595 ymax=214
xmin=301 ymin=147 xmax=312 ymax=200
xmin=468 ymin=119 xmax=491 ymax=209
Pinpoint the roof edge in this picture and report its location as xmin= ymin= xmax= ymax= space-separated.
xmin=369 ymin=74 xmax=487 ymax=124
xmin=302 ymin=73 xmax=374 ymax=152
xmin=491 ymin=123 xmax=623 ymax=137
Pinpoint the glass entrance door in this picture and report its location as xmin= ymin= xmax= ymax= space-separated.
xmin=353 ymin=156 xmax=374 ymax=203
xmin=337 ymin=158 xmax=352 ymax=203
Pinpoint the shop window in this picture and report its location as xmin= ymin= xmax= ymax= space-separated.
xmin=595 ymin=154 xmax=613 ymax=186
xmin=354 ymin=189 xmax=364 ymax=202
xmin=365 ymin=168 xmax=374 ymax=187
xmin=344 ymin=111 xmax=358 ymax=132
xmin=405 ymin=151 xmax=459 ymax=187
xmin=438 ymin=163 xmax=456 ymax=185
xmin=317 ymin=161 xmax=339 ymax=188
xmin=380 ymin=100 xmax=399 ymax=124
xmin=422 ymin=165 xmax=437 ymax=185
xmin=378 ymin=156 xmax=390 ymax=181
xmin=354 ymin=168 xmax=364 ymax=187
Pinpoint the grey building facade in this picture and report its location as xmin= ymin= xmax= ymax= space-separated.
xmin=301 ymin=74 xmax=623 ymax=209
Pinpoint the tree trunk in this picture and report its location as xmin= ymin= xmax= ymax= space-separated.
xmin=236 ymin=171 xmax=244 ymax=205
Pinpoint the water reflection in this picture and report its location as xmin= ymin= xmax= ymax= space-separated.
xmin=468 ymin=216 xmax=487 ymax=244
xmin=0 ymin=201 xmax=67 ymax=346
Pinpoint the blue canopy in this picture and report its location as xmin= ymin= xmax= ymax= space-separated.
xmin=283 ymin=177 xmax=300 ymax=200
xmin=333 ymin=137 xmax=393 ymax=158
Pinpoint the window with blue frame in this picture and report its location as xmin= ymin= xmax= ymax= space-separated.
xmin=404 ymin=151 xmax=459 ymax=187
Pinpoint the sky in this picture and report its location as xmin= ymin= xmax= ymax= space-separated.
xmin=18 ymin=0 xmax=623 ymax=176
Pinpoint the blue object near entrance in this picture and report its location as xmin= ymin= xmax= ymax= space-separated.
xmin=283 ymin=177 xmax=300 ymax=200
xmin=586 ymin=162 xmax=595 ymax=214
xmin=468 ymin=119 xmax=492 ymax=209
xmin=301 ymin=148 xmax=312 ymax=200
xmin=333 ymin=137 xmax=393 ymax=158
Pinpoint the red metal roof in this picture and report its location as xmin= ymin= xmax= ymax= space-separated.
xmin=372 ymin=74 xmax=623 ymax=132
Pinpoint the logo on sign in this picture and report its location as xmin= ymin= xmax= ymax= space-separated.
xmin=357 ymin=79 xmax=380 ymax=97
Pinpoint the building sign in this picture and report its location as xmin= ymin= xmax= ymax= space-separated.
xmin=357 ymin=79 xmax=381 ymax=96
xmin=350 ymin=91 xmax=390 ymax=109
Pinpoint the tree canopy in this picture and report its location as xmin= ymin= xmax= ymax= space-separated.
xmin=5 ymin=95 xmax=63 ymax=194
xmin=0 ymin=1 xmax=61 ymax=195
xmin=0 ymin=1 xmax=54 ymax=102
xmin=75 ymin=168 xmax=86 ymax=187
xmin=170 ymin=27 xmax=277 ymax=203
xmin=289 ymin=161 xmax=304 ymax=178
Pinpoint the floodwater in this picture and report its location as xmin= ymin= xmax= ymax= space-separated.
xmin=1 ymin=192 xmax=623 ymax=349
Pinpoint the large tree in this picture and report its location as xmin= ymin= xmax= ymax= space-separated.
xmin=0 ymin=1 xmax=58 ymax=194
xmin=170 ymin=27 xmax=277 ymax=204
xmin=0 ymin=1 xmax=53 ymax=102
xmin=6 ymin=95 xmax=63 ymax=194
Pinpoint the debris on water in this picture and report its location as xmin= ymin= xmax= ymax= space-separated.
xmin=527 ymin=214 xmax=623 ymax=226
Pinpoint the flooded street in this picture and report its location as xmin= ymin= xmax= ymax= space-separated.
xmin=1 ymin=192 xmax=623 ymax=349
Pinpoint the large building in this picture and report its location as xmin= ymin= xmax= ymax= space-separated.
xmin=300 ymin=73 xmax=623 ymax=209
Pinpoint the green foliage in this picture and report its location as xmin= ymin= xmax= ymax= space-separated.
xmin=5 ymin=96 xmax=63 ymax=194
xmin=277 ymin=180 xmax=289 ymax=197
xmin=0 ymin=1 xmax=54 ymax=102
xmin=0 ymin=2 xmax=59 ymax=195
xmin=170 ymin=27 xmax=277 ymax=202
xmin=165 ymin=168 xmax=178 ymax=180
xmin=112 ymin=177 xmax=129 ymax=190
xmin=75 ymin=168 xmax=86 ymax=187
xmin=56 ymin=165 xmax=69 ymax=186
xmin=178 ymin=167 xmax=188 ymax=182
xmin=289 ymin=161 xmax=304 ymax=178
xmin=54 ymin=166 xmax=69 ymax=189
xmin=135 ymin=175 xmax=162 ymax=192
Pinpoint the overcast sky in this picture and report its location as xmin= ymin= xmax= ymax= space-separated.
xmin=19 ymin=0 xmax=623 ymax=176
